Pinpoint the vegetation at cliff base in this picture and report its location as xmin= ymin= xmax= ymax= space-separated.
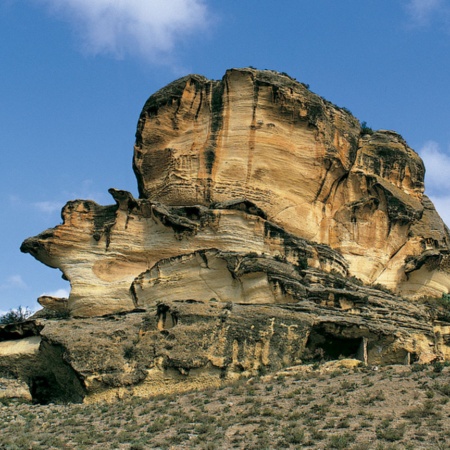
xmin=2 ymin=363 xmax=450 ymax=449
xmin=0 ymin=306 xmax=32 ymax=324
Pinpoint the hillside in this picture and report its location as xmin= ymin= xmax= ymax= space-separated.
xmin=1 ymin=362 xmax=450 ymax=449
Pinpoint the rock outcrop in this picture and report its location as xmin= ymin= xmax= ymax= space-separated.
xmin=5 ymin=68 xmax=450 ymax=403
xmin=21 ymin=190 xmax=348 ymax=317
xmin=132 ymin=69 xmax=450 ymax=296
xmin=22 ymin=68 xmax=450 ymax=315
xmin=1 ymin=284 xmax=449 ymax=403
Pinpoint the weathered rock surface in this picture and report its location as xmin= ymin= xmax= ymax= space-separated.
xmin=1 ymin=282 xmax=449 ymax=404
xmin=6 ymin=68 xmax=450 ymax=403
xmin=0 ymin=378 xmax=32 ymax=403
xmin=133 ymin=68 xmax=450 ymax=296
xmin=21 ymin=190 xmax=348 ymax=316
xmin=21 ymin=68 xmax=450 ymax=312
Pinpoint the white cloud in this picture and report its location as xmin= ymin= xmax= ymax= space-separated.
xmin=33 ymin=200 xmax=64 ymax=214
xmin=41 ymin=288 xmax=70 ymax=298
xmin=419 ymin=141 xmax=450 ymax=193
xmin=418 ymin=140 xmax=450 ymax=226
xmin=405 ymin=0 xmax=444 ymax=26
xmin=63 ymin=179 xmax=110 ymax=205
xmin=31 ymin=180 xmax=111 ymax=216
xmin=0 ymin=275 xmax=27 ymax=290
xmin=34 ymin=0 xmax=211 ymax=61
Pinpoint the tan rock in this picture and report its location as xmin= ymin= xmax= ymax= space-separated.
xmin=0 ymin=378 xmax=32 ymax=402
xmin=9 ymin=68 xmax=450 ymax=403
xmin=21 ymin=69 xmax=450 ymax=315
xmin=21 ymin=192 xmax=347 ymax=316
xmin=0 ymin=336 xmax=41 ymax=357
xmin=0 ymin=292 xmax=446 ymax=403
xmin=133 ymin=68 xmax=450 ymax=297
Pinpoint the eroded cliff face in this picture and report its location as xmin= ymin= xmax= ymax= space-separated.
xmin=133 ymin=68 xmax=450 ymax=295
xmin=21 ymin=190 xmax=348 ymax=317
xmin=2 ymin=286 xmax=449 ymax=404
xmin=8 ymin=68 xmax=450 ymax=402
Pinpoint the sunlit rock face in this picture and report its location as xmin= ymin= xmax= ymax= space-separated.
xmin=10 ymin=68 xmax=450 ymax=402
xmin=21 ymin=67 xmax=450 ymax=317
xmin=21 ymin=191 xmax=347 ymax=317
xmin=133 ymin=68 xmax=450 ymax=296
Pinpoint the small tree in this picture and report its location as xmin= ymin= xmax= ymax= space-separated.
xmin=0 ymin=306 xmax=32 ymax=324
xmin=360 ymin=121 xmax=373 ymax=135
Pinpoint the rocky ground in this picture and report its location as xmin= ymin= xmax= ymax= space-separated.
xmin=1 ymin=362 xmax=450 ymax=450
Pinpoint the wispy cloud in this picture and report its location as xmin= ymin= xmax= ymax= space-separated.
xmin=29 ymin=179 xmax=110 ymax=215
xmin=63 ymin=179 xmax=110 ymax=204
xmin=41 ymin=288 xmax=70 ymax=298
xmin=419 ymin=140 xmax=450 ymax=226
xmin=0 ymin=275 xmax=28 ymax=290
xmin=33 ymin=200 xmax=64 ymax=214
xmin=419 ymin=141 xmax=450 ymax=192
xmin=405 ymin=0 xmax=445 ymax=27
xmin=34 ymin=0 xmax=212 ymax=62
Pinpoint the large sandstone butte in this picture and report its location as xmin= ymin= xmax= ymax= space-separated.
xmin=4 ymin=68 xmax=450 ymax=403
xmin=133 ymin=68 xmax=450 ymax=295
xmin=22 ymin=68 xmax=450 ymax=316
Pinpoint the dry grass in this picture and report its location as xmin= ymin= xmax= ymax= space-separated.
xmin=1 ymin=364 xmax=450 ymax=449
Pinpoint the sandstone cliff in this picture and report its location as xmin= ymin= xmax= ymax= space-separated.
xmin=21 ymin=69 xmax=450 ymax=316
xmin=5 ymin=68 xmax=450 ymax=403
xmin=132 ymin=68 xmax=450 ymax=296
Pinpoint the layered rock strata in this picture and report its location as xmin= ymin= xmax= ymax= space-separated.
xmin=21 ymin=190 xmax=348 ymax=316
xmin=21 ymin=68 xmax=450 ymax=313
xmin=133 ymin=68 xmax=450 ymax=296
xmin=6 ymin=68 xmax=450 ymax=402
xmin=2 ymin=282 xmax=449 ymax=404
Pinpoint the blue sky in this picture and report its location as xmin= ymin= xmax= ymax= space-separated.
xmin=1 ymin=0 xmax=450 ymax=313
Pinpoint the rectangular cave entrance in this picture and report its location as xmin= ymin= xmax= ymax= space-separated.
xmin=304 ymin=325 xmax=367 ymax=363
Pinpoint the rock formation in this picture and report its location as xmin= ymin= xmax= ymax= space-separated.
xmin=133 ymin=68 xmax=450 ymax=296
xmin=22 ymin=68 xmax=450 ymax=317
xmin=3 ymin=68 xmax=450 ymax=403
xmin=1 ymin=291 xmax=448 ymax=403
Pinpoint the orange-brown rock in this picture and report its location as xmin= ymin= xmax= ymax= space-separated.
xmin=133 ymin=68 xmax=450 ymax=297
xmin=8 ymin=68 xmax=450 ymax=404
xmin=21 ymin=191 xmax=348 ymax=316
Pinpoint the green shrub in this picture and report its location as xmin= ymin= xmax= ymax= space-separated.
xmin=283 ymin=426 xmax=305 ymax=444
xmin=376 ymin=422 xmax=406 ymax=441
xmin=411 ymin=363 xmax=426 ymax=372
xmin=328 ymin=432 xmax=356 ymax=449
xmin=0 ymin=306 xmax=32 ymax=324
xmin=434 ymin=382 xmax=450 ymax=396
xmin=360 ymin=121 xmax=374 ymax=135
xmin=433 ymin=361 xmax=446 ymax=373
xmin=341 ymin=107 xmax=353 ymax=115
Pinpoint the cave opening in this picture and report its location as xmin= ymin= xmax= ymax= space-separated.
xmin=29 ymin=373 xmax=78 ymax=405
xmin=28 ymin=372 xmax=85 ymax=405
xmin=157 ymin=304 xmax=178 ymax=330
xmin=304 ymin=326 xmax=366 ymax=362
